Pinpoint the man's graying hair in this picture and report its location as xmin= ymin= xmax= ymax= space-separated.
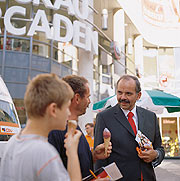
xmin=117 ymin=75 xmax=141 ymax=93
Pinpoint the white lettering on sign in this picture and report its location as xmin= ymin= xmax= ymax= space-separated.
xmin=86 ymin=26 xmax=98 ymax=55
xmin=163 ymin=119 xmax=175 ymax=124
xmin=73 ymin=0 xmax=89 ymax=20
xmin=53 ymin=0 xmax=75 ymax=15
xmin=15 ymin=0 xmax=32 ymax=3
xmin=4 ymin=6 xmax=26 ymax=36
xmin=33 ymin=0 xmax=54 ymax=9
xmin=27 ymin=9 xmax=52 ymax=39
xmin=53 ymin=14 xmax=73 ymax=42
xmin=73 ymin=20 xmax=86 ymax=50
xmin=15 ymin=0 xmax=54 ymax=9
xmin=73 ymin=20 xmax=98 ymax=55
xmin=1 ymin=0 xmax=98 ymax=55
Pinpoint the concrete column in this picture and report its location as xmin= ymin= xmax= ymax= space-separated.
xmin=78 ymin=0 xmax=94 ymax=134
xmin=113 ymin=9 xmax=126 ymax=78
xmin=134 ymin=35 xmax=144 ymax=86
xmin=113 ymin=9 xmax=125 ymax=47
xmin=78 ymin=49 xmax=94 ymax=134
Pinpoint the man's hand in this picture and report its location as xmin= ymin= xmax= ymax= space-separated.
xmin=93 ymin=142 xmax=112 ymax=162
xmin=138 ymin=145 xmax=158 ymax=163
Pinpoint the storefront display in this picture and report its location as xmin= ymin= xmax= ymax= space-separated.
xmin=161 ymin=117 xmax=180 ymax=157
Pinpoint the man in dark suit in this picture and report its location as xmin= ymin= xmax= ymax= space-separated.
xmin=94 ymin=75 xmax=165 ymax=181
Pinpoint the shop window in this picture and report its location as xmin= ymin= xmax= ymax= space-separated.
xmin=93 ymin=64 xmax=98 ymax=80
xmin=102 ymin=75 xmax=111 ymax=84
xmin=161 ymin=117 xmax=180 ymax=157
xmin=0 ymin=37 xmax=3 ymax=50
xmin=62 ymin=60 xmax=72 ymax=67
xmin=32 ymin=41 xmax=50 ymax=57
xmin=0 ymin=15 xmax=4 ymax=50
xmin=5 ymin=37 xmax=30 ymax=52
xmin=93 ymin=71 xmax=98 ymax=80
xmin=53 ymin=42 xmax=63 ymax=62
xmin=102 ymin=65 xmax=110 ymax=75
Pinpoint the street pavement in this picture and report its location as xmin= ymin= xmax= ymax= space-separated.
xmin=154 ymin=159 xmax=180 ymax=181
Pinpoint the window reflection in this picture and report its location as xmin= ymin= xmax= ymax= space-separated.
xmin=0 ymin=37 xmax=3 ymax=50
xmin=5 ymin=37 xmax=30 ymax=52
xmin=0 ymin=102 xmax=19 ymax=124
xmin=52 ymin=42 xmax=78 ymax=70
xmin=0 ymin=109 xmax=13 ymax=123
xmin=32 ymin=40 xmax=50 ymax=57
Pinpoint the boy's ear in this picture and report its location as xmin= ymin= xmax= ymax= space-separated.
xmin=47 ymin=103 xmax=57 ymax=117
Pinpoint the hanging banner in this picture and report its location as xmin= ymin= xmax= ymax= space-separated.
xmin=118 ymin=0 xmax=180 ymax=47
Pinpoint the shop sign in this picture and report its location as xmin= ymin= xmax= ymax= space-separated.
xmin=0 ymin=0 xmax=98 ymax=55
xmin=163 ymin=119 xmax=176 ymax=124
xmin=159 ymin=74 xmax=168 ymax=87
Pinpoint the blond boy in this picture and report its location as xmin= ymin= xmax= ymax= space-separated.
xmin=0 ymin=74 xmax=82 ymax=181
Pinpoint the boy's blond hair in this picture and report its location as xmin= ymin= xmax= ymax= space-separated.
xmin=24 ymin=74 xmax=74 ymax=118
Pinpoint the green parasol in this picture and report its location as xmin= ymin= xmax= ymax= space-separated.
xmin=93 ymin=90 xmax=180 ymax=114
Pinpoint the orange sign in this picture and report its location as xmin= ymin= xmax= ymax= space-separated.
xmin=0 ymin=121 xmax=20 ymax=135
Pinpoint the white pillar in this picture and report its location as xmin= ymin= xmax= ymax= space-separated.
xmin=78 ymin=49 xmax=94 ymax=134
xmin=113 ymin=9 xmax=126 ymax=77
xmin=78 ymin=0 xmax=94 ymax=134
xmin=134 ymin=35 xmax=144 ymax=86
xmin=113 ymin=9 xmax=125 ymax=47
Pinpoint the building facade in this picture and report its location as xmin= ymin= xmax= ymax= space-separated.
xmin=2 ymin=0 xmax=180 ymax=158
xmin=0 ymin=0 xmax=100 ymax=127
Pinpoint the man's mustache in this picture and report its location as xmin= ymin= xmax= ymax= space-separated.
xmin=119 ymin=99 xmax=130 ymax=104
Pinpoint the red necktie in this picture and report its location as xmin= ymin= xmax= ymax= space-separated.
xmin=128 ymin=112 xmax=143 ymax=181
xmin=127 ymin=112 xmax=137 ymax=135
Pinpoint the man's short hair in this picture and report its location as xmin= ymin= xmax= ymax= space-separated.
xmin=117 ymin=74 xmax=141 ymax=93
xmin=62 ymin=75 xmax=88 ymax=98
xmin=24 ymin=73 xmax=73 ymax=118
xmin=85 ymin=123 xmax=94 ymax=128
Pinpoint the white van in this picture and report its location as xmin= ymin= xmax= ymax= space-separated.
xmin=0 ymin=76 xmax=21 ymax=160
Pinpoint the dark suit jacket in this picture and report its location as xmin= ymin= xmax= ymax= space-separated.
xmin=48 ymin=126 xmax=93 ymax=178
xmin=94 ymin=104 xmax=165 ymax=181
